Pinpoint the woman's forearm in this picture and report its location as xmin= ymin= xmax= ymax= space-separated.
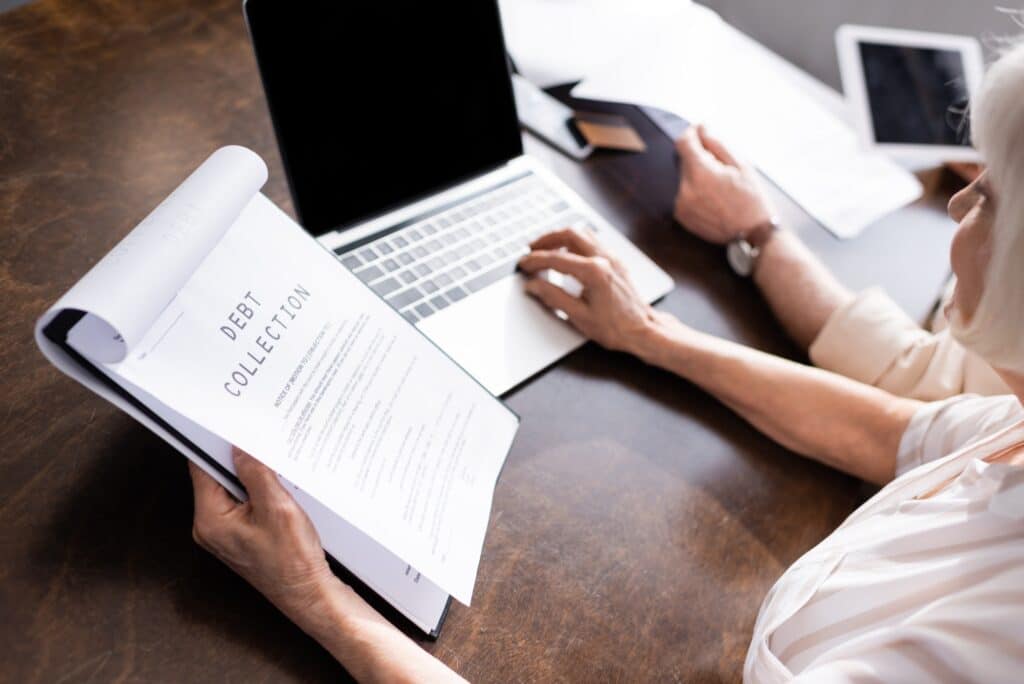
xmin=631 ymin=313 xmax=920 ymax=484
xmin=299 ymin=579 xmax=467 ymax=684
xmin=753 ymin=230 xmax=854 ymax=350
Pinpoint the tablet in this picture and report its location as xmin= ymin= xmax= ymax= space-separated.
xmin=836 ymin=25 xmax=984 ymax=162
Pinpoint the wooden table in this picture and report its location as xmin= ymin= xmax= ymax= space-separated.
xmin=0 ymin=1 xmax=959 ymax=681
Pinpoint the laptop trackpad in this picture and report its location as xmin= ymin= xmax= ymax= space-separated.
xmin=417 ymin=274 xmax=586 ymax=396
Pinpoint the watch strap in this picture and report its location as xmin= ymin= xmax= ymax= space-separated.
xmin=743 ymin=216 xmax=781 ymax=249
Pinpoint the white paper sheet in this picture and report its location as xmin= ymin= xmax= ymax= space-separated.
xmin=571 ymin=6 xmax=923 ymax=239
xmin=499 ymin=0 xmax=693 ymax=87
xmin=41 ymin=147 xmax=518 ymax=606
xmin=81 ymin=362 xmax=451 ymax=633
xmin=55 ymin=146 xmax=267 ymax=362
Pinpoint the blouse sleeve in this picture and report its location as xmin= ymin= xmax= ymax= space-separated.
xmin=788 ymin=564 xmax=1024 ymax=684
xmin=809 ymin=288 xmax=982 ymax=401
xmin=895 ymin=394 xmax=1023 ymax=476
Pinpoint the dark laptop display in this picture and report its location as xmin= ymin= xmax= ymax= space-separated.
xmin=245 ymin=1 xmax=523 ymax=236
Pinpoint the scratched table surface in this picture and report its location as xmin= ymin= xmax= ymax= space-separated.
xmin=0 ymin=1 xmax=959 ymax=681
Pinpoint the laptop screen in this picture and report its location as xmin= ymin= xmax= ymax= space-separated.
xmin=245 ymin=1 xmax=523 ymax=237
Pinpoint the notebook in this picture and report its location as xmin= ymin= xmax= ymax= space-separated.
xmin=35 ymin=146 xmax=520 ymax=636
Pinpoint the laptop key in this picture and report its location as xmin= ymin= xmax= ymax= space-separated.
xmin=435 ymin=273 xmax=453 ymax=287
xmin=399 ymin=270 xmax=417 ymax=284
xmin=340 ymin=254 xmax=361 ymax=269
xmin=414 ymin=263 xmax=432 ymax=277
xmin=430 ymin=295 xmax=449 ymax=311
xmin=445 ymin=286 xmax=468 ymax=303
xmin=408 ymin=228 xmax=423 ymax=241
xmin=387 ymin=287 xmax=423 ymax=310
xmin=372 ymin=277 xmax=400 ymax=297
xmin=465 ymin=258 xmax=482 ymax=272
xmin=421 ymin=222 xmax=437 ymax=235
xmin=449 ymin=265 xmax=467 ymax=280
xmin=393 ymin=235 xmax=409 ymax=248
xmin=414 ymin=301 xmax=434 ymax=317
xmin=377 ymin=242 xmax=394 ymax=254
xmin=355 ymin=264 xmax=383 ymax=283
xmin=358 ymin=247 xmax=378 ymax=262
xmin=427 ymin=256 xmax=444 ymax=270
xmin=421 ymin=280 xmax=439 ymax=294
xmin=382 ymin=258 xmax=399 ymax=272
xmin=464 ymin=260 xmax=517 ymax=293
xmin=402 ymin=310 xmax=419 ymax=324
xmin=411 ymin=245 xmax=428 ymax=259
xmin=397 ymin=252 xmax=414 ymax=265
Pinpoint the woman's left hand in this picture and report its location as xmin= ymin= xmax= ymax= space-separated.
xmin=189 ymin=449 xmax=338 ymax=631
xmin=518 ymin=227 xmax=662 ymax=355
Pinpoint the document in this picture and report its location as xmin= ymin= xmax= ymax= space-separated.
xmin=571 ymin=5 xmax=923 ymax=239
xmin=498 ymin=0 xmax=693 ymax=87
xmin=37 ymin=146 xmax=518 ymax=613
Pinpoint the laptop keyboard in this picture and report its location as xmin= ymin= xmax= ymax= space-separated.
xmin=334 ymin=173 xmax=596 ymax=324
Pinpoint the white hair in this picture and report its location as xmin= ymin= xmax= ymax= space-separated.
xmin=948 ymin=36 xmax=1024 ymax=375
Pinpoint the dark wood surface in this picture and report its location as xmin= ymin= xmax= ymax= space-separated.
xmin=0 ymin=1 xmax=959 ymax=682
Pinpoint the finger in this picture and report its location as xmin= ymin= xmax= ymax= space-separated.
xmin=188 ymin=460 xmax=237 ymax=517
xmin=695 ymin=124 xmax=738 ymax=166
xmin=232 ymin=447 xmax=289 ymax=507
xmin=518 ymin=250 xmax=600 ymax=286
xmin=529 ymin=227 xmax=599 ymax=257
xmin=674 ymin=124 xmax=716 ymax=170
xmin=524 ymin=277 xmax=587 ymax=320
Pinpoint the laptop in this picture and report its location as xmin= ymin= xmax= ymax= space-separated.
xmin=243 ymin=1 xmax=672 ymax=396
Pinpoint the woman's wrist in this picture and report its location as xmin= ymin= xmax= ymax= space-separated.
xmin=628 ymin=310 xmax=698 ymax=369
xmin=276 ymin=574 xmax=353 ymax=645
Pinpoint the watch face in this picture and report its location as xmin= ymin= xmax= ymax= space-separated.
xmin=727 ymin=240 xmax=755 ymax=276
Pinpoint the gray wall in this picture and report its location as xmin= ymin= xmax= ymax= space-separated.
xmin=700 ymin=1 xmax=1018 ymax=90
xmin=0 ymin=0 xmax=32 ymax=12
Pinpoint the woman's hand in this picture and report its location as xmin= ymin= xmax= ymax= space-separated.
xmin=189 ymin=450 xmax=468 ymax=683
xmin=673 ymin=124 xmax=774 ymax=243
xmin=518 ymin=227 xmax=663 ymax=355
xmin=189 ymin=449 xmax=337 ymax=630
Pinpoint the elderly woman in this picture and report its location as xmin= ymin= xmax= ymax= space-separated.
xmin=188 ymin=39 xmax=1024 ymax=682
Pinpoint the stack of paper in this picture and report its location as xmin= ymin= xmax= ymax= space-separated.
xmin=36 ymin=147 xmax=520 ymax=633
xmin=499 ymin=0 xmax=693 ymax=87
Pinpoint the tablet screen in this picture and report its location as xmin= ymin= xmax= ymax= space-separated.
xmin=859 ymin=42 xmax=971 ymax=146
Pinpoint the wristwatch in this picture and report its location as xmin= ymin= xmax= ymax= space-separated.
xmin=726 ymin=217 xmax=781 ymax=277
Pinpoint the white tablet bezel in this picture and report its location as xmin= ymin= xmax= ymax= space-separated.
xmin=836 ymin=24 xmax=984 ymax=162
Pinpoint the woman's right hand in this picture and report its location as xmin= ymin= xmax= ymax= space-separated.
xmin=518 ymin=227 xmax=667 ymax=356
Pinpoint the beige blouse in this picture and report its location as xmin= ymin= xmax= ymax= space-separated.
xmin=809 ymin=287 xmax=1008 ymax=400
xmin=744 ymin=394 xmax=1024 ymax=682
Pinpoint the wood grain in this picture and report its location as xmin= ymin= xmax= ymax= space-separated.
xmin=0 ymin=1 xmax=957 ymax=681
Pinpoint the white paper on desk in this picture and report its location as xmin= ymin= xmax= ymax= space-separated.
xmin=572 ymin=5 xmax=923 ymax=239
xmin=50 ymin=147 xmax=517 ymax=606
xmin=498 ymin=0 xmax=692 ymax=87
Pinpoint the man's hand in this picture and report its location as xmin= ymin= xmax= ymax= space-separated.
xmin=673 ymin=124 xmax=774 ymax=244
xmin=518 ymin=227 xmax=663 ymax=356
xmin=189 ymin=449 xmax=337 ymax=628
